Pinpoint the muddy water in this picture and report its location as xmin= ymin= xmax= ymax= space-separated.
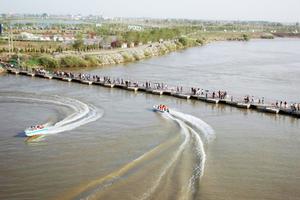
xmin=0 ymin=38 xmax=299 ymax=200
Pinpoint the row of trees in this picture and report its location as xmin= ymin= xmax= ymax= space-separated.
xmin=121 ymin=28 xmax=181 ymax=43
xmin=93 ymin=25 xmax=201 ymax=44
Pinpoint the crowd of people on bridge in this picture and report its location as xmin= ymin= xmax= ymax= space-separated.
xmin=291 ymin=103 xmax=300 ymax=111
xmin=191 ymin=88 xmax=228 ymax=100
xmin=33 ymin=68 xmax=48 ymax=75
xmin=3 ymin=64 xmax=300 ymax=114
xmin=275 ymin=101 xmax=300 ymax=111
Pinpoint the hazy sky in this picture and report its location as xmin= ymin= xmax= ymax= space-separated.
xmin=1 ymin=0 xmax=299 ymax=22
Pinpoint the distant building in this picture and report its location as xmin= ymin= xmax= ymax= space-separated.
xmin=84 ymin=38 xmax=102 ymax=45
xmin=128 ymin=25 xmax=143 ymax=31
xmin=52 ymin=35 xmax=64 ymax=42
xmin=121 ymin=43 xmax=128 ymax=48
xmin=19 ymin=32 xmax=39 ymax=40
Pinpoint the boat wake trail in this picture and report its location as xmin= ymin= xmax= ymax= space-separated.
xmin=0 ymin=92 xmax=103 ymax=135
xmin=140 ymin=110 xmax=215 ymax=199
xmin=140 ymin=114 xmax=191 ymax=200
xmin=169 ymin=110 xmax=216 ymax=142
xmin=60 ymin=108 xmax=215 ymax=200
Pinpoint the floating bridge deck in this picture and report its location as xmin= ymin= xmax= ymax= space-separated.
xmin=4 ymin=67 xmax=300 ymax=119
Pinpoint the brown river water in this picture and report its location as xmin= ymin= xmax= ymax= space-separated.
xmin=0 ymin=38 xmax=299 ymax=200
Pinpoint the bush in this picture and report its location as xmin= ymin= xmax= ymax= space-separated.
xmin=121 ymin=52 xmax=135 ymax=62
xmin=85 ymin=55 xmax=99 ymax=66
xmin=242 ymin=34 xmax=250 ymax=41
xmin=0 ymin=39 xmax=6 ymax=45
xmin=60 ymin=56 xmax=88 ymax=68
xmin=178 ymin=37 xmax=188 ymax=46
xmin=196 ymin=39 xmax=204 ymax=45
xmin=25 ymin=58 xmax=40 ymax=67
xmin=37 ymin=55 xmax=59 ymax=68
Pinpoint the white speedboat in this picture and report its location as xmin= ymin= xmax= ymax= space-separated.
xmin=25 ymin=125 xmax=48 ymax=137
xmin=153 ymin=105 xmax=170 ymax=113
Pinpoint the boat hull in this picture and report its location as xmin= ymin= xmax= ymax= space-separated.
xmin=25 ymin=128 xmax=49 ymax=137
xmin=152 ymin=106 xmax=169 ymax=113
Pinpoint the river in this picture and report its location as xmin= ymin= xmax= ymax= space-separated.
xmin=0 ymin=38 xmax=299 ymax=200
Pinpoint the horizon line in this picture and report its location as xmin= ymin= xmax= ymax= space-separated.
xmin=0 ymin=12 xmax=299 ymax=24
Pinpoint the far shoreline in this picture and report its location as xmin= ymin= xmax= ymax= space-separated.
xmin=38 ymin=36 xmax=300 ymax=74
xmin=1 ymin=33 xmax=299 ymax=70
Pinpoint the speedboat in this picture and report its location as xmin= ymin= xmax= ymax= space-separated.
xmin=24 ymin=125 xmax=48 ymax=137
xmin=153 ymin=104 xmax=170 ymax=113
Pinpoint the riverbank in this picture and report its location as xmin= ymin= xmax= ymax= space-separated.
xmin=1 ymin=32 xmax=267 ymax=69
xmin=0 ymin=39 xmax=200 ymax=69
xmin=3 ymin=31 xmax=295 ymax=70
xmin=55 ymin=40 xmax=197 ymax=67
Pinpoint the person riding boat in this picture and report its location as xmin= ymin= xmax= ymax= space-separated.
xmin=153 ymin=104 xmax=170 ymax=113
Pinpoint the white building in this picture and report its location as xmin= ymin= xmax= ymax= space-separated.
xmin=128 ymin=25 xmax=143 ymax=31
xmin=121 ymin=43 xmax=128 ymax=48
xmin=19 ymin=32 xmax=39 ymax=40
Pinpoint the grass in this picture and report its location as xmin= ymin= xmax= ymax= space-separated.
xmin=25 ymin=58 xmax=40 ymax=67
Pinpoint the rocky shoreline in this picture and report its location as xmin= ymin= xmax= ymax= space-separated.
xmin=56 ymin=40 xmax=199 ymax=67
xmin=2 ymin=32 xmax=289 ymax=69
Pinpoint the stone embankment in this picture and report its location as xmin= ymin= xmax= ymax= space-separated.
xmin=58 ymin=40 xmax=196 ymax=66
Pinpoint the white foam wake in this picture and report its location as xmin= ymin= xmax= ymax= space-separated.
xmin=168 ymin=110 xmax=212 ymax=196
xmin=170 ymin=110 xmax=216 ymax=142
xmin=0 ymin=93 xmax=103 ymax=135
xmin=141 ymin=114 xmax=191 ymax=200
xmin=141 ymin=110 xmax=215 ymax=199
xmin=161 ymin=110 xmax=215 ymax=199
xmin=186 ymin=126 xmax=206 ymax=193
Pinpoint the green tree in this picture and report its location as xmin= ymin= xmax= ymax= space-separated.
xmin=242 ymin=34 xmax=250 ymax=41
xmin=178 ymin=37 xmax=188 ymax=46
xmin=37 ymin=55 xmax=59 ymax=68
xmin=73 ymin=34 xmax=84 ymax=50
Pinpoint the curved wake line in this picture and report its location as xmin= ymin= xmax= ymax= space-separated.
xmin=57 ymin=109 xmax=215 ymax=200
xmin=140 ymin=115 xmax=190 ymax=200
xmin=186 ymin=126 xmax=206 ymax=193
xmin=59 ymin=136 xmax=180 ymax=200
xmin=140 ymin=111 xmax=213 ymax=200
xmin=0 ymin=93 xmax=103 ymax=135
xmin=168 ymin=110 xmax=214 ymax=197
xmin=170 ymin=110 xmax=216 ymax=142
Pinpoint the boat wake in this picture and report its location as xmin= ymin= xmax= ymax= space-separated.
xmin=169 ymin=110 xmax=216 ymax=143
xmin=60 ymin=108 xmax=215 ymax=200
xmin=141 ymin=109 xmax=215 ymax=199
xmin=0 ymin=92 xmax=103 ymax=136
